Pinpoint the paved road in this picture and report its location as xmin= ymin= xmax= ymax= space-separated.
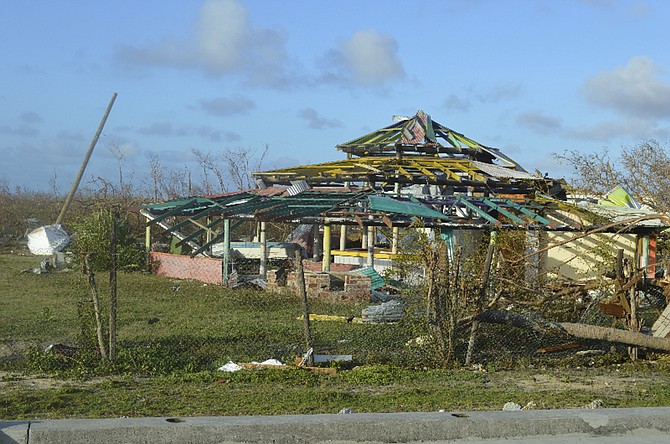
xmin=3 ymin=407 xmax=670 ymax=443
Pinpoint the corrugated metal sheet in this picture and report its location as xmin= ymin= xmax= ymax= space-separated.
xmin=471 ymin=160 xmax=539 ymax=180
xmin=355 ymin=267 xmax=385 ymax=291
xmin=368 ymin=195 xmax=449 ymax=219
xmin=576 ymin=201 xmax=667 ymax=227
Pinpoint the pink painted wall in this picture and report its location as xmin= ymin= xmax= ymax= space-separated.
xmin=150 ymin=252 xmax=223 ymax=285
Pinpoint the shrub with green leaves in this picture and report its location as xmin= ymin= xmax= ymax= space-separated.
xmin=71 ymin=208 xmax=145 ymax=271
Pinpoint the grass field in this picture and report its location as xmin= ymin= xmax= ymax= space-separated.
xmin=3 ymin=253 xmax=670 ymax=419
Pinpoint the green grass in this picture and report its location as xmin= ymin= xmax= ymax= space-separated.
xmin=3 ymin=253 xmax=670 ymax=419
xmin=3 ymin=364 xmax=670 ymax=419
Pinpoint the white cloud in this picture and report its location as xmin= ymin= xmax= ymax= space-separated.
xmin=475 ymin=83 xmax=522 ymax=103
xmin=565 ymin=118 xmax=669 ymax=141
xmin=114 ymin=0 xmax=296 ymax=88
xmin=442 ymin=94 xmax=471 ymax=112
xmin=297 ymin=108 xmax=343 ymax=129
xmin=0 ymin=124 xmax=39 ymax=137
xmin=342 ymin=30 xmax=405 ymax=85
xmin=195 ymin=0 xmax=249 ymax=73
xmin=19 ymin=111 xmax=42 ymax=124
xmin=517 ymin=110 xmax=563 ymax=135
xmin=136 ymin=121 xmax=240 ymax=142
xmin=200 ymin=95 xmax=256 ymax=116
xmin=320 ymin=29 xmax=405 ymax=86
xmin=581 ymin=56 xmax=670 ymax=118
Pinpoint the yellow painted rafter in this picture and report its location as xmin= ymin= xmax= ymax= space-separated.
xmin=254 ymin=156 xmax=516 ymax=185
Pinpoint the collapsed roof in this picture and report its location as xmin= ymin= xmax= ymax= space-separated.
xmin=255 ymin=110 xmax=562 ymax=197
xmin=140 ymin=110 xmax=665 ymax=256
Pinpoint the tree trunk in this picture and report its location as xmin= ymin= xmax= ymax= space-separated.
xmin=560 ymin=322 xmax=670 ymax=352
xmin=475 ymin=310 xmax=670 ymax=353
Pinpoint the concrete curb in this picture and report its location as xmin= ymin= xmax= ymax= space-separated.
xmin=3 ymin=407 xmax=670 ymax=443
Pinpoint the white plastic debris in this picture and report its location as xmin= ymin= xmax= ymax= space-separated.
xmin=339 ymin=408 xmax=355 ymax=414
xmin=218 ymin=361 xmax=244 ymax=372
xmin=583 ymin=399 xmax=603 ymax=409
xmin=502 ymin=402 xmax=522 ymax=411
xmin=27 ymin=224 xmax=70 ymax=255
xmin=218 ymin=359 xmax=285 ymax=372
xmin=252 ymin=359 xmax=284 ymax=366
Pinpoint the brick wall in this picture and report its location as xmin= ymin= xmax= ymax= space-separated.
xmin=150 ymin=252 xmax=223 ymax=285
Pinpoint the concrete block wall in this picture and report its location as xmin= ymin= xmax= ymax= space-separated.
xmin=150 ymin=252 xmax=223 ymax=285
xmin=266 ymin=268 xmax=371 ymax=302
xmin=302 ymin=261 xmax=359 ymax=273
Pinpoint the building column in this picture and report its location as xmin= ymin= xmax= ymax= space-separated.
xmin=367 ymin=225 xmax=375 ymax=268
xmin=340 ymin=225 xmax=347 ymax=251
xmin=145 ymin=218 xmax=151 ymax=251
xmin=322 ymin=223 xmax=332 ymax=272
xmin=313 ymin=224 xmax=322 ymax=261
xmin=259 ymin=221 xmax=267 ymax=280
xmin=361 ymin=227 xmax=368 ymax=250
xmin=392 ymin=226 xmax=399 ymax=254
xmin=222 ymin=219 xmax=230 ymax=284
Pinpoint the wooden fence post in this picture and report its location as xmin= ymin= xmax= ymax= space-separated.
xmin=295 ymin=249 xmax=314 ymax=366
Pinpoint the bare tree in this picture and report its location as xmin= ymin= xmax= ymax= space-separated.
xmin=557 ymin=140 xmax=670 ymax=212
xmin=223 ymin=144 xmax=269 ymax=190
xmin=107 ymin=142 xmax=126 ymax=191
xmin=192 ymin=144 xmax=270 ymax=193
xmin=192 ymin=148 xmax=227 ymax=194
xmin=149 ymin=154 xmax=163 ymax=201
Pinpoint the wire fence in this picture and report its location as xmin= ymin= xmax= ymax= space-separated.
xmin=3 ymin=238 xmax=661 ymax=381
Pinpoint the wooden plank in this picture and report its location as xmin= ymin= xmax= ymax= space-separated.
xmin=240 ymin=362 xmax=337 ymax=375
xmin=652 ymin=304 xmax=670 ymax=338
xmin=537 ymin=342 xmax=581 ymax=354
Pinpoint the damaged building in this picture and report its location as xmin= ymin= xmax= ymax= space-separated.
xmin=139 ymin=110 xmax=666 ymax=296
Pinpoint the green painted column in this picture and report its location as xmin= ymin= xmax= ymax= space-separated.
xmin=222 ymin=219 xmax=230 ymax=284
xmin=260 ymin=221 xmax=267 ymax=280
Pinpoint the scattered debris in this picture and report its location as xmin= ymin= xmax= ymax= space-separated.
xmin=575 ymin=349 xmax=605 ymax=356
xmin=651 ymin=303 xmax=670 ymax=338
xmin=44 ymin=343 xmax=78 ymax=358
xmin=522 ymin=401 xmax=537 ymax=410
xmin=362 ymin=300 xmax=404 ymax=323
xmin=217 ymin=359 xmax=284 ymax=372
xmin=536 ymin=342 xmax=581 ymax=354
xmin=313 ymin=354 xmax=352 ymax=364
xmin=21 ymin=258 xmax=54 ymax=275
xmin=296 ymin=348 xmax=314 ymax=367
xmin=582 ymin=399 xmax=604 ymax=409
xmin=250 ymin=359 xmax=284 ymax=367
xmin=27 ymin=224 xmax=70 ymax=256
xmin=339 ymin=408 xmax=355 ymax=414
xmin=406 ymin=335 xmax=434 ymax=347
xmin=229 ymin=278 xmax=267 ymax=290
xmin=502 ymin=402 xmax=522 ymax=411
xmin=298 ymin=314 xmax=362 ymax=323
xmin=218 ymin=361 xmax=244 ymax=372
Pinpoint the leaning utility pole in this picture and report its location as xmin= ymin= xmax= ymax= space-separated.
xmin=56 ymin=92 xmax=117 ymax=224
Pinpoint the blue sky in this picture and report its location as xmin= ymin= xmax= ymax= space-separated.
xmin=2 ymin=0 xmax=670 ymax=195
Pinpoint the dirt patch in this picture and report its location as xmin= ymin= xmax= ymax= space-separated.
xmin=0 ymin=370 xmax=77 ymax=390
